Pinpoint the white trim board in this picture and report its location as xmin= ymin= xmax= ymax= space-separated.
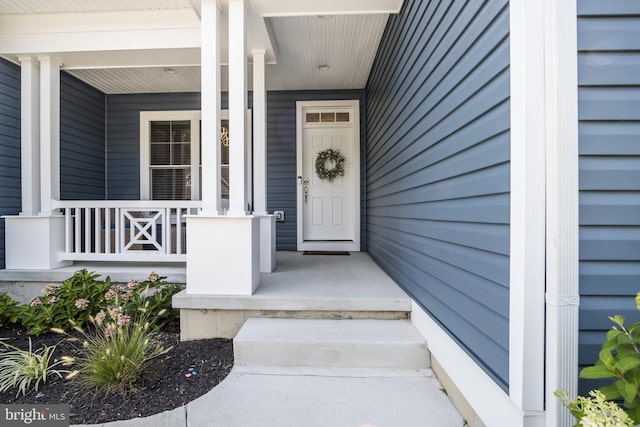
xmin=411 ymin=302 xmax=545 ymax=427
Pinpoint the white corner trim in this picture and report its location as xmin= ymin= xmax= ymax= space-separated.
xmin=509 ymin=0 xmax=547 ymax=414
xmin=411 ymin=302 xmax=544 ymax=427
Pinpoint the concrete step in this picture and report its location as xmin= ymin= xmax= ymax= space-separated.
xmin=234 ymin=318 xmax=430 ymax=370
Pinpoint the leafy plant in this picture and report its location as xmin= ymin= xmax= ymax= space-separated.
xmin=578 ymin=292 xmax=640 ymax=424
xmin=19 ymin=270 xmax=183 ymax=335
xmin=0 ymin=338 xmax=68 ymax=397
xmin=69 ymin=309 xmax=172 ymax=396
xmin=555 ymin=389 xmax=634 ymax=427
xmin=0 ymin=293 xmax=23 ymax=327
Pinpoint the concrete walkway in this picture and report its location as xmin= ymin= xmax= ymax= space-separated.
xmin=73 ymin=318 xmax=463 ymax=427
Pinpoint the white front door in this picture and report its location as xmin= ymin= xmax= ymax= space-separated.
xmin=296 ymin=100 xmax=360 ymax=251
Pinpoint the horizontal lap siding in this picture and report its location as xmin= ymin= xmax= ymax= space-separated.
xmin=0 ymin=58 xmax=21 ymax=269
xmin=60 ymin=72 xmax=106 ymax=200
xmin=577 ymin=0 xmax=640 ymax=395
xmin=266 ymin=90 xmax=365 ymax=250
xmin=106 ymin=93 xmax=202 ymax=200
xmin=106 ymin=90 xmax=363 ymax=250
xmin=365 ymin=0 xmax=510 ymax=389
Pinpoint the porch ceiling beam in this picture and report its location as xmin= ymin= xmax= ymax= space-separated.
xmin=0 ymin=29 xmax=200 ymax=56
xmin=0 ymin=10 xmax=201 ymax=55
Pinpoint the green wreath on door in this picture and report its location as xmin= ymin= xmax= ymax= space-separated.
xmin=315 ymin=149 xmax=346 ymax=182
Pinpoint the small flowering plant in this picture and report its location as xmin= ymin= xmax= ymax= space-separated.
xmin=555 ymin=389 xmax=634 ymax=427
xmin=18 ymin=269 xmax=183 ymax=335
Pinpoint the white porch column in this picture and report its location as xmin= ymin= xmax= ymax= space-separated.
xmin=38 ymin=56 xmax=61 ymax=215
xmin=18 ymin=56 xmax=41 ymax=216
xmin=186 ymin=0 xmax=259 ymax=295
xmin=227 ymin=0 xmax=248 ymax=216
xmin=509 ymin=0 xmax=546 ymax=425
xmin=4 ymin=55 xmax=69 ymax=269
xmin=200 ymin=0 xmax=222 ymax=215
xmin=253 ymin=49 xmax=276 ymax=273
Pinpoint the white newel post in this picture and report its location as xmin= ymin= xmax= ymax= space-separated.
xmin=186 ymin=0 xmax=259 ymax=295
xmin=253 ymin=49 xmax=276 ymax=273
xmin=5 ymin=55 xmax=70 ymax=270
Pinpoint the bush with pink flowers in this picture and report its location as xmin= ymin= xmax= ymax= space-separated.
xmin=2 ymin=269 xmax=183 ymax=335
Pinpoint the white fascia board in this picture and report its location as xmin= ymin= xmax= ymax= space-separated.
xmin=0 ymin=10 xmax=201 ymax=55
xmin=248 ymin=0 xmax=403 ymax=17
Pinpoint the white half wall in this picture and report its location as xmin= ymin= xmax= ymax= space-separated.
xmin=186 ymin=215 xmax=259 ymax=295
xmin=4 ymin=215 xmax=71 ymax=270
xmin=259 ymin=215 xmax=276 ymax=273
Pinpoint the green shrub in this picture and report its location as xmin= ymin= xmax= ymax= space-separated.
xmin=70 ymin=309 xmax=172 ymax=396
xmin=19 ymin=270 xmax=184 ymax=335
xmin=0 ymin=293 xmax=23 ymax=327
xmin=576 ymin=292 xmax=640 ymax=424
xmin=0 ymin=338 xmax=68 ymax=397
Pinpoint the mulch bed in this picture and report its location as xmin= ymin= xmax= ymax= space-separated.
xmin=0 ymin=323 xmax=234 ymax=425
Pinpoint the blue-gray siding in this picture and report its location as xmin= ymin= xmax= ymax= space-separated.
xmin=106 ymin=90 xmax=364 ymax=250
xmin=106 ymin=93 xmax=201 ymax=200
xmin=365 ymin=0 xmax=510 ymax=389
xmin=577 ymin=0 xmax=640 ymax=394
xmin=60 ymin=72 xmax=106 ymax=200
xmin=266 ymin=90 xmax=365 ymax=250
xmin=0 ymin=58 xmax=21 ymax=269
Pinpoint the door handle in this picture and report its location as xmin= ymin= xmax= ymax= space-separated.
xmin=297 ymin=176 xmax=302 ymax=185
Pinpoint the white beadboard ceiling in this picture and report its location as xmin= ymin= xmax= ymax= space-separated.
xmin=0 ymin=0 xmax=396 ymax=93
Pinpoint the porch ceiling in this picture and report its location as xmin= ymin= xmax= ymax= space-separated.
xmin=0 ymin=0 xmax=399 ymax=93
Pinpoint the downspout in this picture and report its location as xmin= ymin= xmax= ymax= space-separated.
xmin=543 ymin=0 xmax=580 ymax=425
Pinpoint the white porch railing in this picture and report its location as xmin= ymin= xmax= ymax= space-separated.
xmin=54 ymin=201 xmax=202 ymax=262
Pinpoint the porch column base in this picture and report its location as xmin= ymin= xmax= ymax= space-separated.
xmin=186 ymin=215 xmax=260 ymax=295
xmin=259 ymin=214 xmax=276 ymax=273
xmin=3 ymin=215 xmax=71 ymax=270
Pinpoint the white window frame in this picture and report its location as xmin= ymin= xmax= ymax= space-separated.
xmin=140 ymin=110 xmax=251 ymax=205
xmin=140 ymin=110 xmax=202 ymax=201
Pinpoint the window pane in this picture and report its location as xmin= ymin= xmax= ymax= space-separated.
xmin=172 ymin=143 xmax=191 ymax=165
xmin=151 ymin=168 xmax=191 ymax=200
xmin=150 ymin=143 xmax=170 ymax=165
xmin=306 ymin=113 xmax=320 ymax=123
xmin=172 ymin=121 xmax=190 ymax=142
xmin=321 ymin=112 xmax=335 ymax=122
xmin=150 ymin=121 xmax=171 ymax=142
xmin=336 ymin=112 xmax=350 ymax=122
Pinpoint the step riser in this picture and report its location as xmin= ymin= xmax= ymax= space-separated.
xmin=235 ymin=341 xmax=429 ymax=369
xmin=234 ymin=318 xmax=430 ymax=370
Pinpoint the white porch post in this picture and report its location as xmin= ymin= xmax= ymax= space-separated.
xmin=200 ymin=0 xmax=222 ymax=215
xmin=509 ymin=0 xmax=546 ymax=425
xmin=38 ymin=56 xmax=61 ymax=215
xmin=228 ymin=0 xmax=248 ymax=216
xmin=253 ymin=49 xmax=276 ymax=273
xmin=4 ymin=55 xmax=69 ymax=270
xmin=186 ymin=0 xmax=259 ymax=295
xmin=18 ymin=56 xmax=40 ymax=216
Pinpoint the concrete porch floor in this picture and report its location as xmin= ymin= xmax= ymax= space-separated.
xmin=173 ymin=251 xmax=413 ymax=339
